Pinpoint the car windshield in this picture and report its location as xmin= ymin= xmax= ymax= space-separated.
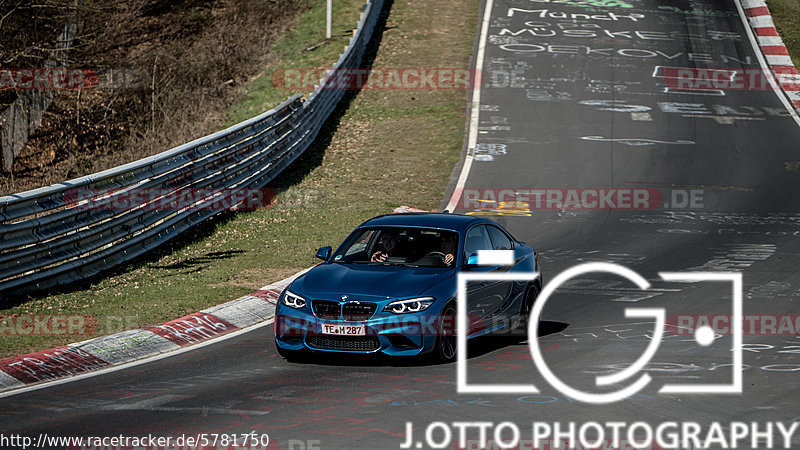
xmin=331 ymin=227 xmax=459 ymax=268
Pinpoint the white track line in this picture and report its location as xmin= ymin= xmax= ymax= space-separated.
xmin=445 ymin=0 xmax=494 ymax=213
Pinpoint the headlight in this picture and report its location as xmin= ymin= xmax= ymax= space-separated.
xmin=282 ymin=290 xmax=307 ymax=309
xmin=383 ymin=297 xmax=434 ymax=314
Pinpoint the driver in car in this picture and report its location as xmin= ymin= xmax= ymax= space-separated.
xmin=440 ymin=233 xmax=456 ymax=266
xmin=371 ymin=231 xmax=397 ymax=262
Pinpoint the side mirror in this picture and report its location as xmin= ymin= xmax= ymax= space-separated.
xmin=315 ymin=246 xmax=332 ymax=261
xmin=462 ymin=254 xmax=479 ymax=270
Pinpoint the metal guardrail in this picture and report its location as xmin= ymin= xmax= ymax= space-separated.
xmin=0 ymin=0 xmax=384 ymax=300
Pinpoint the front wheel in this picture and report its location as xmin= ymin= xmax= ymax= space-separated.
xmin=518 ymin=284 xmax=540 ymax=332
xmin=431 ymin=303 xmax=457 ymax=363
xmin=275 ymin=340 xmax=297 ymax=361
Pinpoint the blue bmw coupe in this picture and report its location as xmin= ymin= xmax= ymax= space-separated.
xmin=274 ymin=212 xmax=540 ymax=362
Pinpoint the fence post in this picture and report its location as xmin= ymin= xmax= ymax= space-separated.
xmin=327 ymin=0 xmax=332 ymax=39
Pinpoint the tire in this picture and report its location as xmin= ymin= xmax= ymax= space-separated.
xmin=275 ymin=340 xmax=296 ymax=360
xmin=431 ymin=303 xmax=457 ymax=363
xmin=518 ymin=284 xmax=540 ymax=332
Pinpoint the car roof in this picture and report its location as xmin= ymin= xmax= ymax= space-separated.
xmin=358 ymin=212 xmax=495 ymax=233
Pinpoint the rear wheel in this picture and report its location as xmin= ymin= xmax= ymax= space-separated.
xmin=432 ymin=303 xmax=457 ymax=363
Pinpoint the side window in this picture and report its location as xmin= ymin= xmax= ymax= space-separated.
xmin=346 ymin=229 xmax=374 ymax=257
xmin=463 ymin=225 xmax=493 ymax=258
xmin=487 ymin=226 xmax=513 ymax=250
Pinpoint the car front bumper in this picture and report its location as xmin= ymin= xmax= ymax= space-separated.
xmin=274 ymin=310 xmax=442 ymax=356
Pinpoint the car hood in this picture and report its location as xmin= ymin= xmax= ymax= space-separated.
xmin=290 ymin=263 xmax=455 ymax=299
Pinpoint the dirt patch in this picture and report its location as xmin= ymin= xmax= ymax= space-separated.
xmin=211 ymin=267 xmax=308 ymax=291
xmin=0 ymin=0 xmax=311 ymax=194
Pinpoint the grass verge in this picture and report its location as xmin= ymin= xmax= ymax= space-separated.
xmin=0 ymin=0 xmax=479 ymax=357
xmin=767 ymin=0 xmax=800 ymax=67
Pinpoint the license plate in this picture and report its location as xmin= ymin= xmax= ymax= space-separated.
xmin=317 ymin=323 xmax=366 ymax=336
